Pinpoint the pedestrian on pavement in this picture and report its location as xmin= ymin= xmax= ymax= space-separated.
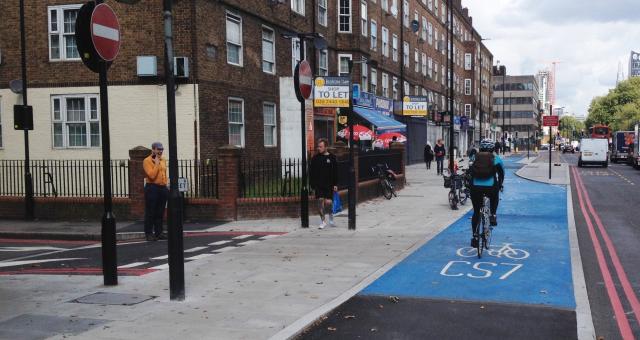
xmin=309 ymin=138 xmax=339 ymax=229
xmin=424 ymin=142 xmax=434 ymax=170
xmin=143 ymin=142 xmax=169 ymax=241
xmin=434 ymin=139 xmax=446 ymax=175
xmin=494 ymin=140 xmax=502 ymax=155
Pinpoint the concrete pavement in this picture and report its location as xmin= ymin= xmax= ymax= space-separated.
xmin=0 ymin=162 xmax=471 ymax=340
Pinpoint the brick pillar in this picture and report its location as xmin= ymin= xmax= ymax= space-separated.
xmin=129 ymin=146 xmax=151 ymax=219
xmin=390 ymin=143 xmax=406 ymax=184
xmin=217 ymin=146 xmax=241 ymax=221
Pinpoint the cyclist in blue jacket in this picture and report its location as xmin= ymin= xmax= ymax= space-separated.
xmin=468 ymin=139 xmax=505 ymax=248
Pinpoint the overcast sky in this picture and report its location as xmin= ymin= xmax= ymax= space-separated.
xmin=462 ymin=0 xmax=640 ymax=116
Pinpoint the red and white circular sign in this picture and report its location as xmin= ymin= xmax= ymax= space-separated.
xmin=90 ymin=4 xmax=121 ymax=62
xmin=297 ymin=60 xmax=313 ymax=100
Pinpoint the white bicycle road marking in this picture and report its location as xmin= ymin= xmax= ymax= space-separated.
xmin=456 ymin=243 xmax=530 ymax=260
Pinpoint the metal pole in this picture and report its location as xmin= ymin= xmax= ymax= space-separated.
xmin=19 ymin=0 xmax=34 ymax=220
xmin=298 ymin=35 xmax=309 ymax=229
xmin=348 ymin=68 xmax=356 ymax=230
xmin=502 ymin=68 xmax=505 ymax=155
xmin=479 ymin=48 xmax=483 ymax=140
xmin=163 ymin=0 xmax=185 ymax=300
xmin=549 ymin=104 xmax=553 ymax=180
xmin=448 ymin=0 xmax=454 ymax=170
xmin=527 ymin=125 xmax=530 ymax=159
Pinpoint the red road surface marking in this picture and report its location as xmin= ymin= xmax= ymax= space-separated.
xmin=573 ymin=167 xmax=640 ymax=326
xmin=572 ymin=167 xmax=634 ymax=339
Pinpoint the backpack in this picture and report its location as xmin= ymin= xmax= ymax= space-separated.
xmin=472 ymin=152 xmax=496 ymax=179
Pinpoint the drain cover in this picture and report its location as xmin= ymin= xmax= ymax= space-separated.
xmin=72 ymin=292 xmax=155 ymax=306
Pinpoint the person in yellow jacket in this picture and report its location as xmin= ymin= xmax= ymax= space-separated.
xmin=143 ymin=142 xmax=168 ymax=241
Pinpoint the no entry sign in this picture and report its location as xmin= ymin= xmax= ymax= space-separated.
xmin=294 ymin=60 xmax=313 ymax=102
xmin=91 ymin=4 xmax=121 ymax=62
xmin=543 ymin=116 xmax=559 ymax=127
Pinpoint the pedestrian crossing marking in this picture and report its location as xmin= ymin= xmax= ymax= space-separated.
xmin=209 ymin=240 xmax=231 ymax=246
xmin=184 ymin=246 xmax=207 ymax=253
xmin=186 ymin=253 xmax=214 ymax=261
xmin=118 ymin=262 xmax=148 ymax=269
xmin=238 ymin=240 xmax=260 ymax=246
xmin=151 ymin=255 xmax=168 ymax=260
xmin=232 ymin=235 xmax=252 ymax=240
xmin=212 ymin=246 xmax=237 ymax=253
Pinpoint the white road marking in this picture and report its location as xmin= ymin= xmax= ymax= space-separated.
xmin=184 ymin=247 xmax=207 ymax=253
xmin=92 ymin=23 xmax=119 ymax=41
xmin=238 ymin=240 xmax=260 ymax=247
xmin=0 ymin=258 xmax=85 ymax=268
xmin=212 ymin=246 xmax=237 ymax=253
xmin=118 ymin=262 xmax=148 ymax=269
xmin=260 ymin=235 xmax=279 ymax=240
xmin=208 ymin=240 xmax=231 ymax=246
xmin=151 ymin=255 xmax=168 ymax=260
xmin=0 ymin=246 xmax=67 ymax=252
xmin=186 ymin=253 xmax=214 ymax=261
xmin=232 ymin=235 xmax=252 ymax=240
xmin=150 ymin=263 xmax=169 ymax=270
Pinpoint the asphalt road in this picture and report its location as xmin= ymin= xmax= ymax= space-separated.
xmin=0 ymin=231 xmax=285 ymax=276
xmin=566 ymin=152 xmax=640 ymax=340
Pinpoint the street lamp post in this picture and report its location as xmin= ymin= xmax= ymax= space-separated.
xmin=18 ymin=0 xmax=35 ymax=221
xmin=447 ymin=0 xmax=454 ymax=171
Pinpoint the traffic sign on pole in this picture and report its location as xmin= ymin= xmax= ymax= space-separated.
xmin=543 ymin=116 xmax=559 ymax=127
xmin=294 ymin=60 xmax=313 ymax=102
xmin=91 ymin=4 xmax=121 ymax=62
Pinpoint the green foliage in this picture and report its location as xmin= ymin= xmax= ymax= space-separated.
xmin=559 ymin=116 xmax=585 ymax=139
xmin=586 ymin=77 xmax=640 ymax=131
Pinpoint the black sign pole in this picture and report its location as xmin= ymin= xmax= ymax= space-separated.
xmin=348 ymin=79 xmax=356 ymax=230
xmin=163 ymin=0 xmax=185 ymax=300
xmin=448 ymin=0 xmax=455 ymax=171
xmin=19 ymin=0 xmax=35 ymax=220
xmin=297 ymin=36 xmax=309 ymax=229
xmin=549 ymin=105 xmax=553 ymax=180
xmin=527 ymin=125 xmax=530 ymax=159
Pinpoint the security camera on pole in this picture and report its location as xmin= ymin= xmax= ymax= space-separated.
xmin=75 ymin=0 xmax=121 ymax=285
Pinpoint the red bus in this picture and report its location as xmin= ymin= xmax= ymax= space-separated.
xmin=589 ymin=124 xmax=611 ymax=139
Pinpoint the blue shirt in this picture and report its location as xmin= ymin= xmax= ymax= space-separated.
xmin=473 ymin=154 xmax=504 ymax=187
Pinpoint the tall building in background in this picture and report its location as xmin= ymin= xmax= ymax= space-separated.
xmin=491 ymin=73 xmax=540 ymax=147
xmin=536 ymin=69 xmax=550 ymax=114
xmin=629 ymin=51 xmax=640 ymax=78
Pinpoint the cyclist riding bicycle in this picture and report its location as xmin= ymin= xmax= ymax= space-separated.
xmin=468 ymin=139 xmax=505 ymax=248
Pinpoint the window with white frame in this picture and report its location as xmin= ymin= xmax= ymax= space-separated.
xmin=428 ymin=0 xmax=433 ymax=11
xmin=382 ymin=0 xmax=388 ymax=11
xmin=434 ymin=0 xmax=438 ymax=12
xmin=226 ymin=12 xmax=243 ymax=66
xmin=434 ymin=61 xmax=438 ymax=81
xmin=421 ymin=52 xmax=427 ymax=76
xmin=361 ymin=1 xmax=368 ymax=36
xmin=392 ymin=34 xmax=399 ymax=62
xmin=382 ymin=27 xmax=389 ymax=57
xmin=291 ymin=0 xmax=304 ymax=15
xmin=391 ymin=0 xmax=398 ymax=17
xmin=441 ymin=65 xmax=445 ymax=85
xmin=414 ymin=49 xmax=419 ymax=73
xmin=338 ymin=54 xmax=352 ymax=77
xmin=403 ymin=42 xmax=409 ymax=67
xmin=370 ymin=68 xmax=378 ymax=94
xmin=414 ymin=10 xmax=419 ymax=35
xmin=414 ymin=85 xmax=419 ymax=95
xmin=421 ymin=18 xmax=427 ymax=41
xmin=441 ymin=2 xmax=446 ymax=23
xmin=392 ymin=77 xmax=399 ymax=99
xmin=465 ymin=78 xmax=472 ymax=95
xmin=48 ymin=5 xmax=81 ymax=61
xmin=370 ymin=20 xmax=377 ymax=50
xmin=464 ymin=53 xmax=472 ymax=70
xmin=51 ymin=94 xmax=100 ymax=148
xmin=428 ymin=57 xmax=433 ymax=78
xmin=263 ymin=102 xmax=277 ymax=146
xmin=228 ymin=98 xmax=245 ymax=147
xmin=0 ymin=98 xmax=3 ymax=148
xmin=318 ymin=49 xmax=328 ymax=76
xmin=318 ymin=0 xmax=327 ymax=26
xmin=339 ymin=0 xmax=352 ymax=33
xmin=403 ymin=0 xmax=409 ymax=27
xmin=382 ymin=73 xmax=389 ymax=97
xmin=262 ymin=27 xmax=275 ymax=74
xmin=403 ymin=81 xmax=410 ymax=96
xmin=428 ymin=22 xmax=433 ymax=45
xmin=291 ymin=38 xmax=306 ymax=75
xmin=465 ymin=104 xmax=472 ymax=116
xmin=441 ymin=33 xmax=445 ymax=55
xmin=361 ymin=61 xmax=369 ymax=92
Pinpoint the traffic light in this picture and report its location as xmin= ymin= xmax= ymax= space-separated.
xmin=14 ymin=105 xmax=33 ymax=130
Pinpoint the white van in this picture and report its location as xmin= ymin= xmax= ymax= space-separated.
xmin=578 ymin=138 xmax=609 ymax=167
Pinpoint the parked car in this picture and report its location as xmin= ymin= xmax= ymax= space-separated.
xmin=610 ymin=131 xmax=635 ymax=163
xmin=578 ymin=138 xmax=609 ymax=167
xmin=562 ymin=144 xmax=575 ymax=153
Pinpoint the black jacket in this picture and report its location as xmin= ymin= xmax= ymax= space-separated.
xmin=424 ymin=145 xmax=434 ymax=162
xmin=434 ymin=144 xmax=446 ymax=159
xmin=310 ymin=153 xmax=339 ymax=190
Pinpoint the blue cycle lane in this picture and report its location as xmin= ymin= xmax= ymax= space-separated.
xmin=299 ymin=156 xmax=577 ymax=339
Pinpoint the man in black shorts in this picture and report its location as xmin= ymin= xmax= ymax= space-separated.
xmin=310 ymin=139 xmax=339 ymax=229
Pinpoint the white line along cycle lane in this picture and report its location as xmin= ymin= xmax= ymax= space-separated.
xmin=360 ymin=156 xmax=576 ymax=309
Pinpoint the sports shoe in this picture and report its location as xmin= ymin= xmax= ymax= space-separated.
xmin=328 ymin=216 xmax=336 ymax=227
xmin=490 ymin=215 xmax=497 ymax=226
xmin=470 ymin=236 xmax=479 ymax=248
xmin=155 ymin=233 xmax=168 ymax=240
xmin=146 ymin=234 xmax=157 ymax=242
xmin=318 ymin=221 xmax=327 ymax=229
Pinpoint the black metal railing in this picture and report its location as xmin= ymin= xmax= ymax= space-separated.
xmin=0 ymin=160 xmax=129 ymax=197
xmin=239 ymin=158 xmax=301 ymax=198
xmin=177 ymin=159 xmax=218 ymax=198
xmin=358 ymin=150 xmax=403 ymax=182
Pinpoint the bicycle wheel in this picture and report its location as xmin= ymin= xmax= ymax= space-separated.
xmin=382 ymin=180 xmax=393 ymax=199
xmin=477 ymin=216 xmax=485 ymax=258
xmin=448 ymin=191 xmax=458 ymax=209
xmin=482 ymin=197 xmax=492 ymax=250
xmin=459 ymin=188 xmax=469 ymax=205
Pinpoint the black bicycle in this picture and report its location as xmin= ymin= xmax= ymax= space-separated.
xmin=443 ymin=166 xmax=469 ymax=210
xmin=475 ymin=195 xmax=492 ymax=258
xmin=372 ymin=163 xmax=397 ymax=199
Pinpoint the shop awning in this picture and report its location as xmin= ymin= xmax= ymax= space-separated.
xmin=353 ymin=106 xmax=406 ymax=134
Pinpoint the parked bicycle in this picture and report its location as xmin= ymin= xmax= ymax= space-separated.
xmin=372 ymin=163 xmax=397 ymax=199
xmin=443 ymin=159 xmax=470 ymax=210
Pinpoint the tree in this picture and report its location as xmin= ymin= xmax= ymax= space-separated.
xmin=587 ymin=77 xmax=640 ymax=131
xmin=559 ymin=116 xmax=585 ymax=139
